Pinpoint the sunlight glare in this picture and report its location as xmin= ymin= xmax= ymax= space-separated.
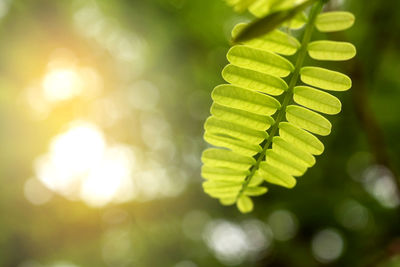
xmin=34 ymin=121 xmax=136 ymax=207
xmin=42 ymin=68 xmax=83 ymax=102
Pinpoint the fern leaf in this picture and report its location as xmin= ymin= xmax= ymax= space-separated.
xmin=202 ymin=0 xmax=356 ymax=212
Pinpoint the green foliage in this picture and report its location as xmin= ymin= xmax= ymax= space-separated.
xmin=201 ymin=0 xmax=356 ymax=213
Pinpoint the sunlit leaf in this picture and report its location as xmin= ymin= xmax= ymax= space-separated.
xmin=211 ymin=103 xmax=275 ymax=131
xmin=212 ymin=84 xmax=281 ymax=115
xmin=237 ymin=195 xmax=254 ymax=213
xmin=201 ymin=148 xmax=256 ymax=171
xmin=244 ymin=186 xmax=268 ymax=196
xmin=308 ymin=40 xmax=356 ymax=61
xmin=286 ymin=105 xmax=332 ymax=136
xmin=205 ymin=117 xmax=267 ymax=145
xmin=300 ymin=66 xmax=352 ymax=91
xmin=279 ymin=122 xmax=324 ymax=155
xmin=294 ymin=86 xmax=342 ymax=115
xmin=222 ymin=64 xmax=288 ymax=96
xmin=227 ymin=46 xmax=294 ymax=77
xmin=259 ymin=162 xmax=297 ymax=188
xmin=232 ymin=24 xmax=301 ymax=56
xmin=265 ymin=149 xmax=307 ymax=176
xmin=316 ymin=11 xmax=355 ymax=32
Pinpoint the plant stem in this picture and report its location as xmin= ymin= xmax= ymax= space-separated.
xmin=236 ymin=0 xmax=325 ymax=200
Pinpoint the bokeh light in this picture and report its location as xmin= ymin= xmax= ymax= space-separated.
xmin=203 ymin=219 xmax=272 ymax=265
xmin=335 ymin=199 xmax=371 ymax=231
xmin=33 ymin=121 xmax=136 ymax=207
xmin=267 ymin=209 xmax=299 ymax=241
xmin=311 ymin=228 xmax=345 ymax=263
xmin=42 ymin=68 xmax=82 ymax=102
xmin=362 ymin=165 xmax=400 ymax=208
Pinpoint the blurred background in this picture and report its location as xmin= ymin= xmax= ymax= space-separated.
xmin=0 ymin=0 xmax=399 ymax=266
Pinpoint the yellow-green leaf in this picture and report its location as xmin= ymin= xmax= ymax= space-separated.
xmin=248 ymin=174 xmax=264 ymax=187
xmin=316 ymin=11 xmax=355 ymax=32
xmin=220 ymin=197 xmax=237 ymax=206
xmin=294 ymin=86 xmax=342 ymax=115
xmin=244 ymin=186 xmax=268 ymax=196
xmin=308 ymin=40 xmax=356 ymax=61
xmin=300 ymin=67 xmax=352 ymax=91
xmin=205 ymin=117 xmax=267 ymax=145
xmin=212 ymin=84 xmax=281 ymax=115
xmin=266 ymin=149 xmax=307 ymax=176
xmin=222 ymin=64 xmax=288 ymax=96
xmin=259 ymin=162 xmax=297 ymax=188
xmin=232 ymin=24 xmax=300 ymax=56
xmin=237 ymin=195 xmax=254 ymax=213
xmin=279 ymin=122 xmax=324 ymax=155
xmin=201 ymin=148 xmax=256 ymax=171
xmin=204 ymin=133 xmax=262 ymax=156
xmin=286 ymin=105 xmax=332 ymax=136
xmin=227 ymin=45 xmax=294 ymax=77
xmin=211 ymin=103 xmax=275 ymax=131
xmin=272 ymin=136 xmax=316 ymax=167
xmin=201 ymin=165 xmax=249 ymax=182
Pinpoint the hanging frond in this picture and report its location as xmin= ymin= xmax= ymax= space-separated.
xmin=202 ymin=0 xmax=356 ymax=213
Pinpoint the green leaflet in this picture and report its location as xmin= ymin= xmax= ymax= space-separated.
xmin=220 ymin=197 xmax=237 ymax=206
xmin=248 ymin=175 xmax=264 ymax=186
xmin=293 ymin=86 xmax=341 ymax=115
xmin=300 ymin=67 xmax=352 ymax=91
xmin=202 ymin=0 xmax=355 ymax=213
xmin=222 ymin=64 xmax=287 ymax=96
xmin=244 ymin=186 xmax=268 ymax=196
xmin=272 ymin=137 xmax=315 ymax=167
xmin=286 ymin=105 xmax=332 ymax=136
xmin=205 ymin=117 xmax=267 ymax=145
xmin=203 ymin=180 xmax=242 ymax=198
xmin=201 ymin=165 xmax=249 ymax=182
xmin=227 ymin=45 xmax=294 ymax=77
xmin=237 ymin=195 xmax=254 ymax=212
xmin=248 ymin=0 xmax=305 ymax=19
xmin=212 ymin=85 xmax=281 ymax=115
xmin=308 ymin=40 xmax=356 ymax=61
xmin=211 ymin=103 xmax=275 ymax=131
xmin=232 ymin=24 xmax=301 ymax=56
xmin=266 ymin=149 xmax=307 ymax=176
xmin=247 ymin=0 xmax=269 ymax=17
xmin=204 ymin=133 xmax=262 ymax=156
xmin=279 ymin=122 xmax=324 ymax=155
xmin=259 ymin=162 xmax=297 ymax=188
xmin=201 ymin=148 xmax=256 ymax=171
xmin=316 ymin=11 xmax=355 ymax=32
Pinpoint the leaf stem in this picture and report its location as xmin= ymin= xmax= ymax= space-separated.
xmin=236 ymin=0 xmax=325 ymax=200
